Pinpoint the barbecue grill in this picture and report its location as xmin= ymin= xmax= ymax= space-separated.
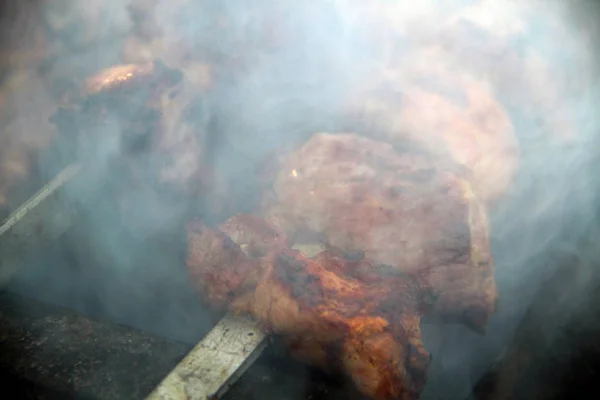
xmin=2 ymin=1 xmax=600 ymax=400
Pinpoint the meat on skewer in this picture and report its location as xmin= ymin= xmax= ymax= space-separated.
xmin=186 ymin=214 xmax=432 ymax=400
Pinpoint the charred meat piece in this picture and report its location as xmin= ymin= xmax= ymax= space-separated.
xmin=185 ymin=213 xmax=430 ymax=400
xmin=263 ymin=133 xmax=496 ymax=331
xmin=343 ymin=66 xmax=518 ymax=204
xmin=253 ymin=250 xmax=430 ymax=400
xmin=49 ymin=61 xmax=217 ymax=231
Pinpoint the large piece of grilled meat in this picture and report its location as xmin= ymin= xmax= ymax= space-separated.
xmin=264 ymin=133 xmax=496 ymax=332
xmin=186 ymin=214 xmax=432 ymax=400
xmin=186 ymin=132 xmax=496 ymax=399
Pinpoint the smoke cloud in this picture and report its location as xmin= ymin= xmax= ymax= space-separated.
xmin=1 ymin=0 xmax=599 ymax=399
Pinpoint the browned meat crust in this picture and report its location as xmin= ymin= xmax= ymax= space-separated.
xmin=263 ymin=133 xmax=496 ymax=331
xmin=186 ymin=213 xmax=431 ymax=400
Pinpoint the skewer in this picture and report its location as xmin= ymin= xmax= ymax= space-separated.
xmin=146 ymin=244 xmax=326 ymax=400
xmin=145 ymin=313 xmax=268 ymax=400
xmin=0 ymin=163 xmax=86 ymax=286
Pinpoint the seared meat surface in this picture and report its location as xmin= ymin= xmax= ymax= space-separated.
xmin=264 ymin=133 xmax=496 ymax=331
xmin=186 ymin=214 xmax=431 ymax=400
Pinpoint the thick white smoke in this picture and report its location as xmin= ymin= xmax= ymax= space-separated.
xmin=1 ymin=0 xmax=599 ymax=399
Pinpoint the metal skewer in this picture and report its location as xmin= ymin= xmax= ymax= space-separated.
xmin=0 ymin=163 xmax=84 ymax=286
xmin=145 ymin=313 xmax=268 ymax=400
xmin=144 ymin=243 xmax=328 ymax=399
xmin=144 ymin=246 xmax=326 ymax=399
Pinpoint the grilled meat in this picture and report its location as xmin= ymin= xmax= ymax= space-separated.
xmin=52 ymin=61 xmax=185 ymax=158
xmin=185 ymin=132 xmax=497 ymax=397
xmin=82 ymin=62 xmax=164 ymax=96
xmin=49 ymin=61 xmax=181 ymax=160
xmin=435 ymin=0 xmax=592 ymax=145
xmin=50 ymin=61 xmax=218 ymax=226
xmin=186 ymin=214 xmax=431 ymax=400
xmin=185 ymin=214 xmax=288 ymax=309
xmin=263 ymin=133 xmax=496 ymax=331
xmin=343 ymin=66 xmax=518 ymax=204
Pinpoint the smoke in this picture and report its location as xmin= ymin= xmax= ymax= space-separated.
xmin=1 ymin=0 xmax=599 ymax=399
xmin=417 ymin=3 xmax=600 ymax=399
